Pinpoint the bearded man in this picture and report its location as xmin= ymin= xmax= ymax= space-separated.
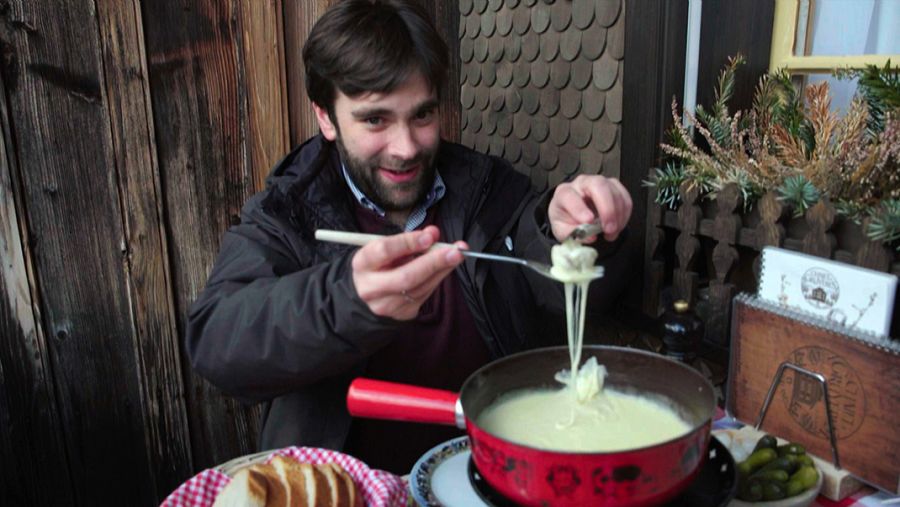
xmin=186 ymin=0 xmax=633 ymax=474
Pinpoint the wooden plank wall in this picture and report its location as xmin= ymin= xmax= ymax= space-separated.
xmin=620 ymin=0 xmax=688 ymax=319
xmin=0 ymin=1 xmax=460 ymax=506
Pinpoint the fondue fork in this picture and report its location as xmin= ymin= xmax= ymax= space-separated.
xmin=314 ymin=229 xmax=604 ymax=282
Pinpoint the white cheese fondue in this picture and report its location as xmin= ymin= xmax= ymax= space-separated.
xmin=476 ymin=386 xmax=691 ymax=452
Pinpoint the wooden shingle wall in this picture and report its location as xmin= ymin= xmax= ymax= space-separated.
xmin=459 ymin=0 xmax=624 ymax=191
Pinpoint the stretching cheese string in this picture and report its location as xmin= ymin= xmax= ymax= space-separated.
xmin=549 ymin=240 xmax=607 ymax=403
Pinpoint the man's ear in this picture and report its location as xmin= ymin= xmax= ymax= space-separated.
xmin=312 ymin=102 xmax=337 ymax=141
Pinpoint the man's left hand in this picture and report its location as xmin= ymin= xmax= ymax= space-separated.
xmin=547 ymin=175 xmax=632 ymax=243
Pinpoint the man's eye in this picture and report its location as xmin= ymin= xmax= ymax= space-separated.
xmin=364 ymin=117 xmax=382 ymax=126
xmin=415 ymin=109 xmax=434 ymax=120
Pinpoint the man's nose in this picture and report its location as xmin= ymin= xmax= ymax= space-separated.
xmin=388 ymin=124 xmax=419 ymax=161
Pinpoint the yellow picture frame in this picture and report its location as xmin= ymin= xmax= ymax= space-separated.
xmin=770 ymin=0 xmax=899 ymax=73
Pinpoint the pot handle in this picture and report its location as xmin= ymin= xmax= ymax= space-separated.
xmin=347 ymin=378 xmax=465 ymax=429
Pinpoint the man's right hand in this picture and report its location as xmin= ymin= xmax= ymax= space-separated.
xmin=351 ymin=225 xmax=466 ymax=320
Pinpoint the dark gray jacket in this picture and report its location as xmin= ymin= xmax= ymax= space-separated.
xmin=186 ymin=135 xmax=630 ymax=451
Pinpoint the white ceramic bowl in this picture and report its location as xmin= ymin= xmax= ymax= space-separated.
xmin=728 ymin=469 xmax=823 ymax=507
xmin=714 ymin=428 xmax=824 ymax=507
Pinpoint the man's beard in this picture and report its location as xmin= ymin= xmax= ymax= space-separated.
xmin=335 ymin=135 xmax=437 ymax=212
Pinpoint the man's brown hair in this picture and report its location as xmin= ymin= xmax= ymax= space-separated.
xmin=303 ymin=0 xmax=449 ymax=117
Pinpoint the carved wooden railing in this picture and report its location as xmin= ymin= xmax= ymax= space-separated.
xmin=643 ymin=169 xmax=900 ymax=349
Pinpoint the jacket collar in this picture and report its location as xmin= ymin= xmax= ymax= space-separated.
xmin=431 ymin=141 xmax=493 ymax=251
xmin=265 ymin=135 xmax=495 ymax=251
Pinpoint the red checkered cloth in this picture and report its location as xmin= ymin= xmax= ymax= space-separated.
xmin=160 ymin=447 xmax=408 ymax=507
xmin=814 ymin=487 xmax=899 ymax=506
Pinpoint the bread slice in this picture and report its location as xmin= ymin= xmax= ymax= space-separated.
xmin=213 ymin=467 xmax=268 ymax=507
xmin=270 ymin=455 xmax=308 ymax=507
xmin=269 ymin=457 xmax=329 ymax=507
xmin=319 ymin=462 xmax=351 ymax=506
xmin=328 ymin=463 xmax=363 ymax=507
xmin=300 ymin=463 xmax=330 ymax=507
xmin=255 ymin=463 xmax=289 ymax=507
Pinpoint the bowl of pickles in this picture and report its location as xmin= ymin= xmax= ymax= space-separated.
xmin=715 ymin=429 xmax=823 ymax=507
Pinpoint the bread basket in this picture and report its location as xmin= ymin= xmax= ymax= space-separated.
xmin=213 ymin=450 xmax=272 ymax=476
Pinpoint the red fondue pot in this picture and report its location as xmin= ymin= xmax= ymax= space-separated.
xmin=347 ymin=345 xmax=716 ymax=507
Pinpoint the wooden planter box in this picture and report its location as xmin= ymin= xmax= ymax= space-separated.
xmin=642 ymin=169 xmax=900 ymax=353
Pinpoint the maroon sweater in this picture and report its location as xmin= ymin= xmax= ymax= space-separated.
xmin=343 ymin=204 xmax=491 ymax=474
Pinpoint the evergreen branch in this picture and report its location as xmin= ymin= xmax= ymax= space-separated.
xmin=712 ymin=54 xmax=746 ymax=119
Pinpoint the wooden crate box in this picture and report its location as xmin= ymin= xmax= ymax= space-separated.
xmin=727 ymin=295 xmax=900 ymax=494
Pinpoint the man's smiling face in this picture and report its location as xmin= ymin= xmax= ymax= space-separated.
xmin=314 ymin=69 xmax=441 ymax=217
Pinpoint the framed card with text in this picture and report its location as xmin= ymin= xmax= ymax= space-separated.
xmin=757 ymin=246 xmax=897 ymax=337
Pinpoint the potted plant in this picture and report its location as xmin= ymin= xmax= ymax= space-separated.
xmin=642 ymin=56 xmax=899 ymax=346
xmin=648 ymin=56 xmax=899 ymax=249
